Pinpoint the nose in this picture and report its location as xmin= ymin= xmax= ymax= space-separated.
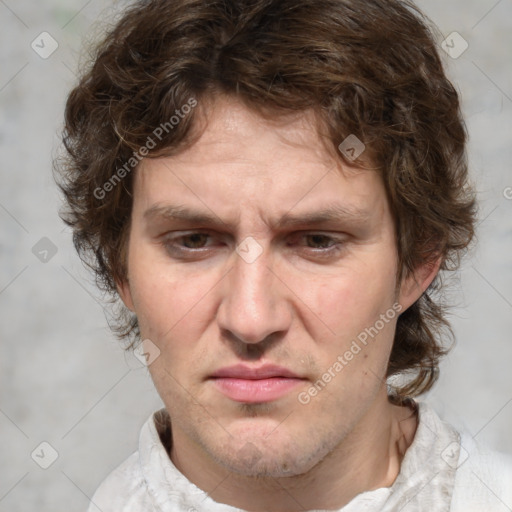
xmin=216 ymin=247 xmax=292 ymax=345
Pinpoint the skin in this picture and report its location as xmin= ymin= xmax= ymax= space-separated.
xmin=118 ymin=95 xmax=439 ymax=511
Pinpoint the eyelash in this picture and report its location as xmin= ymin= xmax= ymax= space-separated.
xmin=162 ymin=231 xmax=347 ymax=260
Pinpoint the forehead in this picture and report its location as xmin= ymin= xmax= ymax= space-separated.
xmin=134 ymin=96 xmax=387 ymax=225
xmin=162 ymin=96 xmax=342 ymax=173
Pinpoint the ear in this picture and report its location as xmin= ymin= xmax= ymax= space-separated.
xmin=116 ymin=278 xmax=135 ymax=312
xmin=398 ymin=256 xmax=442 ymax=312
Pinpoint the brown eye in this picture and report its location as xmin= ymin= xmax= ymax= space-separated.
xmin=305 ymin=234 xmax=336 ymax=249
xmin=181 ymin=233 xmax=209 ymax=248
xmin=162 ymin=231 xmax=223 ymax=261
xmin=285 ymin=232 xmax=347 ymax=263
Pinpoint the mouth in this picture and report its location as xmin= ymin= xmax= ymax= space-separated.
xmin=209 ymin=364 xmax=306 ymax=403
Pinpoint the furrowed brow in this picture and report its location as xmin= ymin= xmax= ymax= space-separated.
xmin=143 ymin=203 xmax=372 ymax=231
xmin=274 ymin=205 xmax=372 ymax=230
xmin=143 ymin=204 xmax=226 ymax=227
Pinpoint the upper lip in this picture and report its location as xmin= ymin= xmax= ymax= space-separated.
xmin=210 ymin=364 xmax=302 ymax=380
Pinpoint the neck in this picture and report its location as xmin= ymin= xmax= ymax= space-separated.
xmin=169 ymin=391 xmax=418 ymax=511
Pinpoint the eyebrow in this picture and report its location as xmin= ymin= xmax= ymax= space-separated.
xmin=277 ymin=205 xmax=372 ymax=229
xmin=143 ymin=203 xmax=372 ymax=230
xmin=144 ymin=204 xmax=225 ymax=226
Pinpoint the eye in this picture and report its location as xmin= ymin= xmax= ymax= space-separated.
xmin=304 ymin=234 xmax=337 ymax=249
xmin=162 ymin=231 xmax=219 ymax=259
xmin=180 ymin=233 xmax=210 ymax=249
xmin=287 ymin=232 xmax=347 ymax=261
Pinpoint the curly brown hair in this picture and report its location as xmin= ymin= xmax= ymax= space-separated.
xmin=55 ymin=0 xmax=476 ymax=398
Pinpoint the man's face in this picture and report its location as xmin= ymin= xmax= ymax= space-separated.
xmin=120 ymin=96 xmax=419 ymax=477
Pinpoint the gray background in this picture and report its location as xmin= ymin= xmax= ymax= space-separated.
xmin=0 ymin=0 xmax=511 ymax=510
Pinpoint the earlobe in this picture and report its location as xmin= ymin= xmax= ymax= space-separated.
xmin=398 ymin=256 xmax=442 ymax=312
xmin=116 ymin=278 xmax=135 ymax=312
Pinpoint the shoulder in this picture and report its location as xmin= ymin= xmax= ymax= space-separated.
xmin=87 ymin=450 xmax=153 ymax=512
xmin=86 ymin=410 xmax=168 ymax=512
xmin=450 ymin=430 xmax=512 ymax=511
xmin=86 ymin=408 xmax=195 ymax=512
xmin=405 ymin=402 xmax=512 ymax=511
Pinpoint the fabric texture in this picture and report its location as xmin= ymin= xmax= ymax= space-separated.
xmin=87 ymin=402 xmax=512 ymax=511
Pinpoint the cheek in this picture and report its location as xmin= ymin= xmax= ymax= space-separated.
xmin=305 ymin=275 xmax=399 ymax=404
xmin=128 ymin=249 xmax=215 ymax=343
xmin=301 ymin=268 xmax=399 ymax=387
xmin=309 ymin=268 xmax=396 ymax=338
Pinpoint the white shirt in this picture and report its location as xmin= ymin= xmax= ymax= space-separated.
xmin=87 ymin=402 xmax=512 ymax=511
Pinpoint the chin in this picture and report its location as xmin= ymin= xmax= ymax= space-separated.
xmin=208 ymin=429 xmax=332 ymax=478
xmin=218 ymin=449 xmax=310 ymax=478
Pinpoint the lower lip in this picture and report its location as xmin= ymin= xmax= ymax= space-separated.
xmin=211 ymin=377 xmax=304 ymax=403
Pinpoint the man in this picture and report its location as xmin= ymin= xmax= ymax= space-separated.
xmin=57 ymin=0 xmax=512 ymax=510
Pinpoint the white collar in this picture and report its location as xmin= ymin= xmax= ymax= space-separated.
xmin=138 ymin=402 xmax=461 ymax=512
